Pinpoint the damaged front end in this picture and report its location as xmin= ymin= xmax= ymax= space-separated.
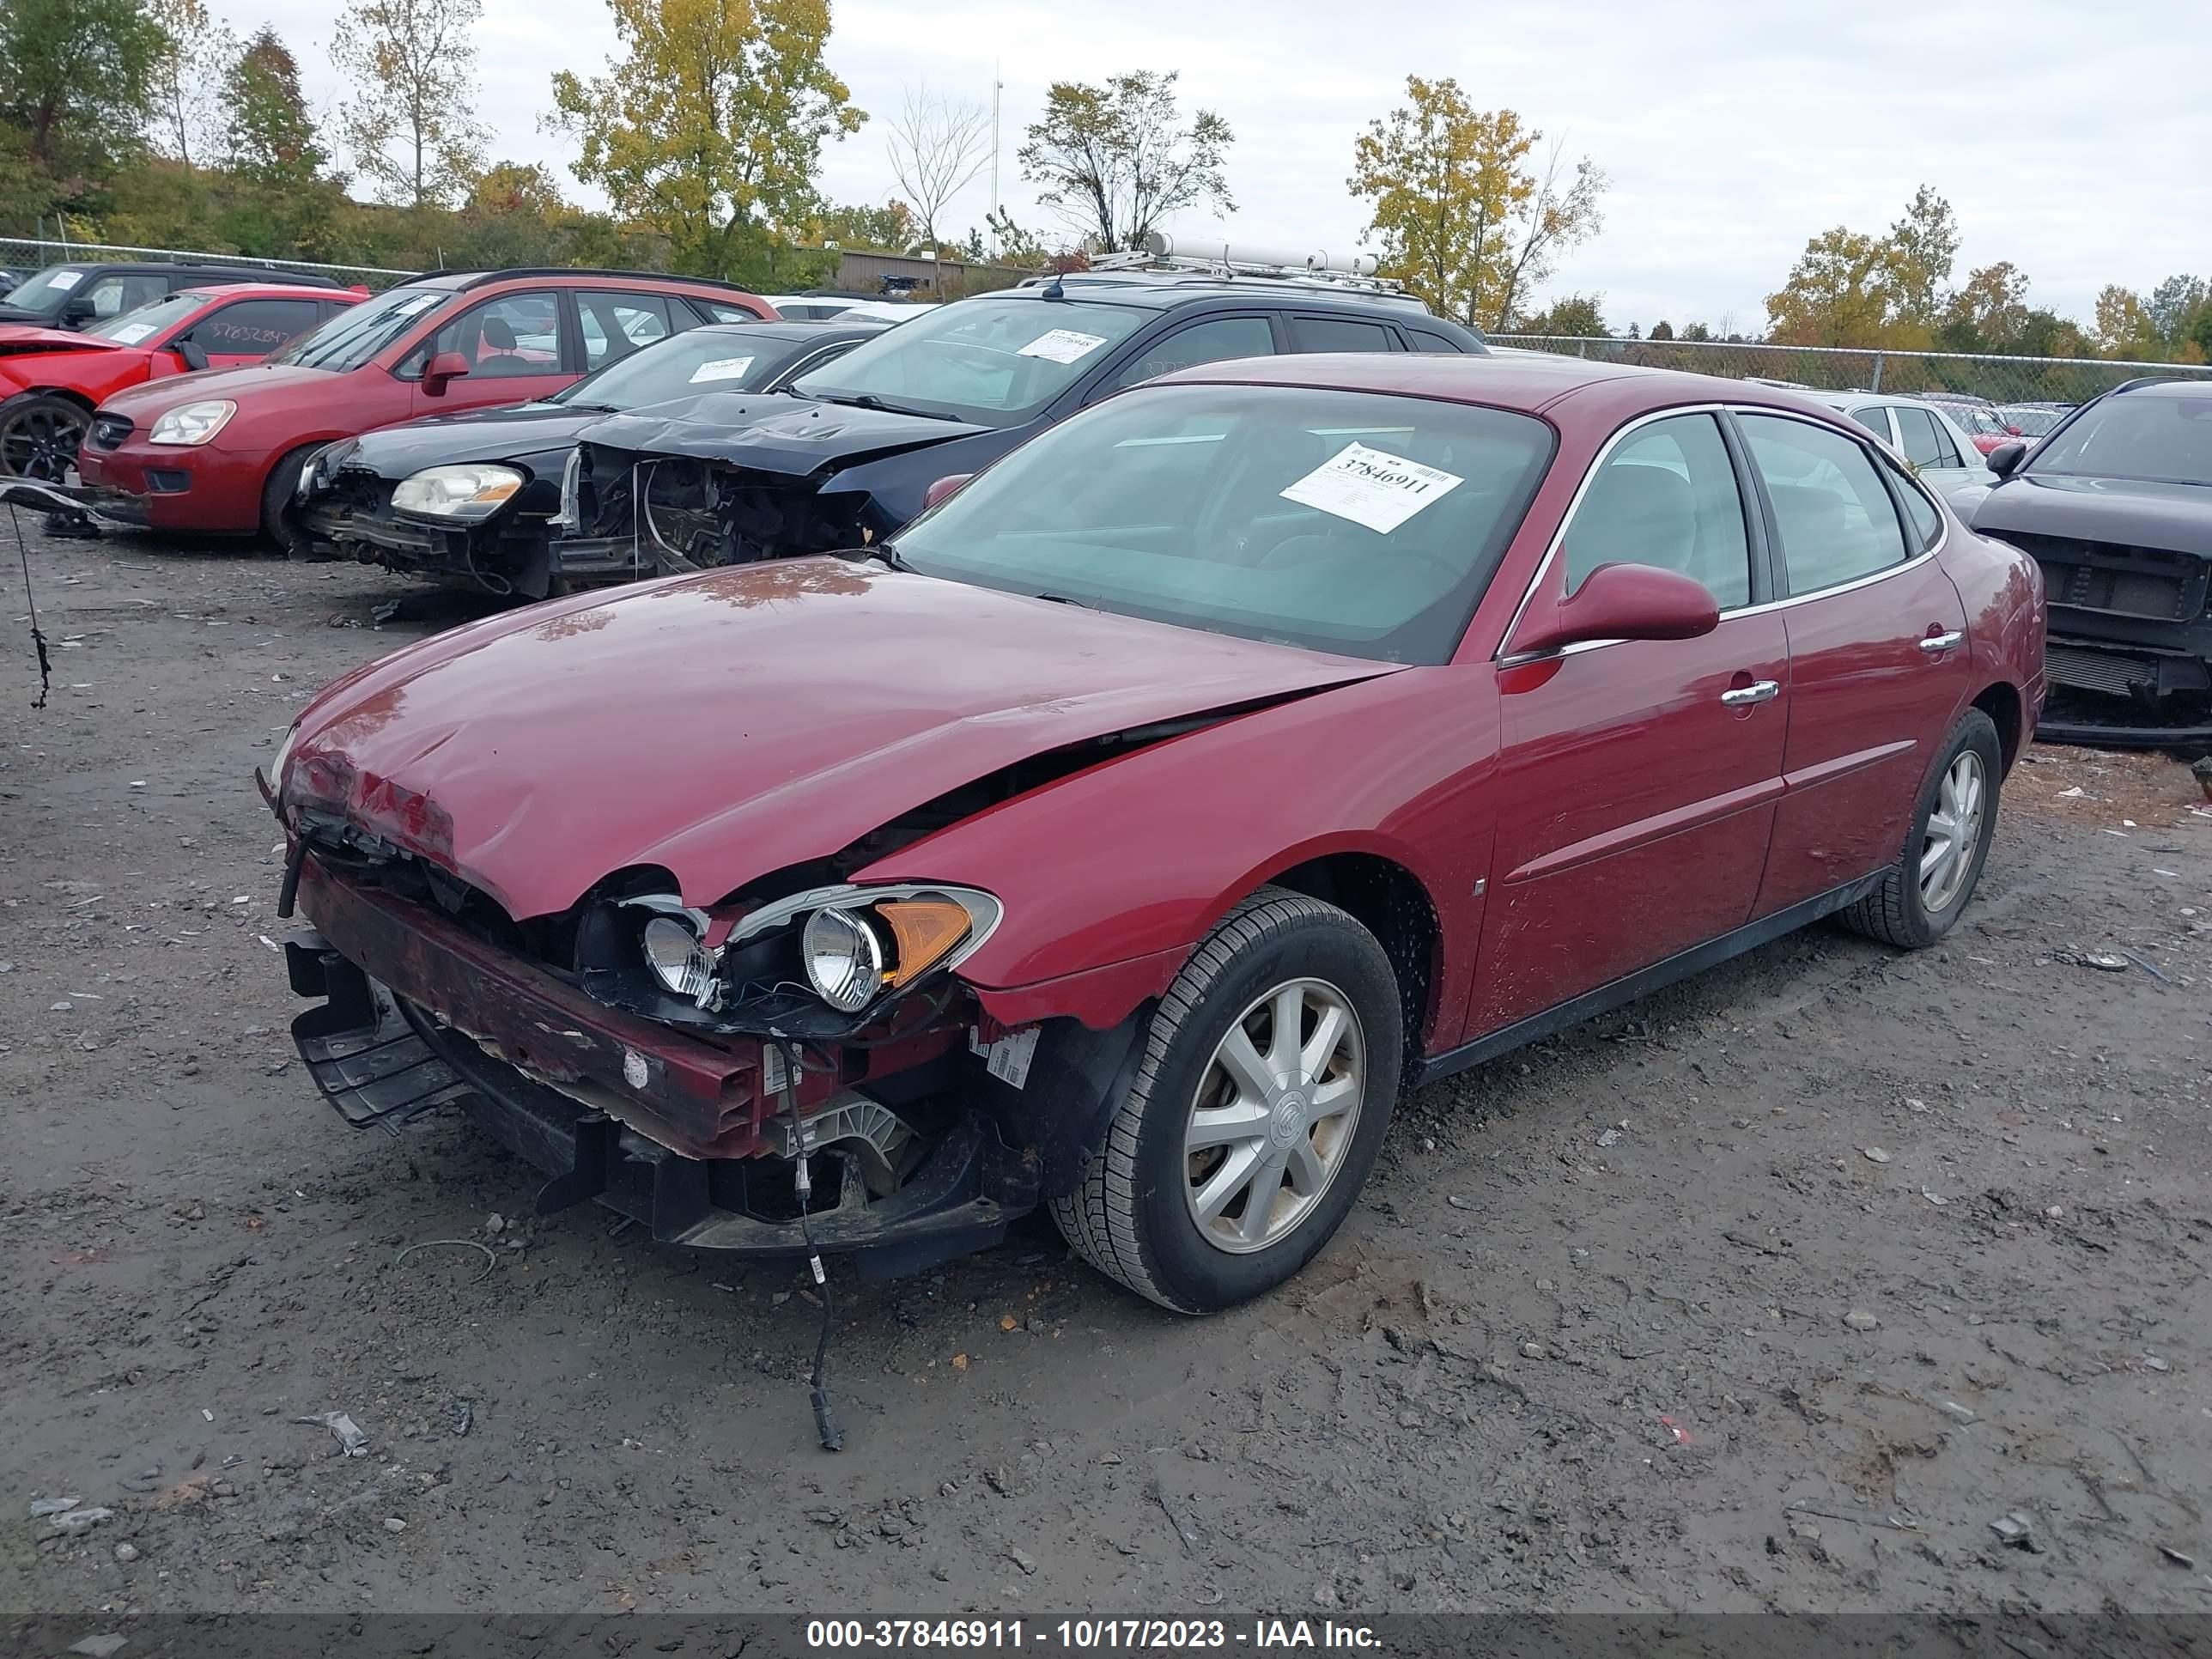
xmin=269 ymin=724 xmax=1200 ymax=1275
xmin=562 ymin=441 xmax=896 ymax=577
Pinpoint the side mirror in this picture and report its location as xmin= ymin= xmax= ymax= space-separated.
xmin=62 ymin=296 xmax=98 ymax=325
xmin=421 ymin=349 xmax=473 ymax=397
xmin=173 ymin=339 xmax=209 ymax=373
xmin=922 ymin=472 xmax=973 ymax=511
xmin=1986 ymin=441 xmax=2027 ymax=478
xmin=1510 ymin=562 xmax=1720 ymax=658
xmin=2004 ymin=424 xmax=2022 ymax=436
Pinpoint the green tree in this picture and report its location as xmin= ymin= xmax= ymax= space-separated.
xmin=1648 ymin=319 xmax=1674 ymax=341
xmin=1347 ymin=76 xmax=1603 ymax=331
xmin=1937 ymin=260 xmax=2030 ymax=353
xmin=1765 ymin=226 xmax=1907 ymax=348
xmin=2146 ymin=274 xmax=2208 ymax=356
xmin=331 ymin=0 xmax=489 ymax=208
xmin=222 ymin=27 xmax=326 ymax=185
xmin=1679 ymin=321 xmax=1712 ymax=343
xmin=1883 ymin=184 xmax=1959 ymax=328
xmin=1019 ymin=70 xmax=1232 ymax=252
xmin=550 ymin=0 xmax=863 ymax=283
xmin=2093 ymin=285 xmax=2159 ymax=358
xmin=0 ymin=0 xmax=164 ymax=179
xmin=1518 ymin=291 xmax=1607 ymax=337
xmin=811 ymin=198 xmax=915 ymax=251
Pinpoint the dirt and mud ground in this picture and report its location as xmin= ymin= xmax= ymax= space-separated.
xmin=3 ymin=526 xmax=2209 ymax=1621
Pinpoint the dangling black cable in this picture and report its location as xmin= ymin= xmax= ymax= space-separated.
xmin=774 ymin=1036 xmax=843 ymax=1451
xmin=9 ymin=502 xmax=52 ymax=709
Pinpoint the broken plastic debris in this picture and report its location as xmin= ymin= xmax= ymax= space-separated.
xmin=1595 ymin=1127 xmax=1624 ymax=1148
xmin=297 ymin=1410 xmax=371 ymax=1456
xmin=1659 ymin=1414 xmax=1692 ymax=1444
xmin=67 ymin=1637 xmax=128 ymax=1659
xmin=50 ymin=1505 xmax=115 ymax=1533
xmin=28 ymin=1496 xmax=82 ymax=1516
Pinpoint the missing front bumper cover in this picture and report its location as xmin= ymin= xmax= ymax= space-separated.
xmin=287 ymin=937 xmax=1038 ymax=1277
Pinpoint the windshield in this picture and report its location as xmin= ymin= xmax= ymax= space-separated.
xmin=551 ymin=326 xmax=816 ymax=411
xmin=790 ymin=297 xmax=1147 ymax=424
xmin=2027 ymin=392 xmax=2212 ymax=487
xmin=272 ymin=285 xmax=448 ymax=371
xmin=891 ymin=384 xmax=1556 ymax=665
xmin=3 ymin=266 xmax=94 ymax=311
xmin=87 ymin=291 xmax=212 ymax=343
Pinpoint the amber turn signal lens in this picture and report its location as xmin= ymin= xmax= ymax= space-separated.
xmin=877 ymin=898 xmax=974 ymax=985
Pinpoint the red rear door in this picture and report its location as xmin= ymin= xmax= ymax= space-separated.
xmin=1469 ymin=410 xmax=1789 ymax=1036
xmin=1732 ymin=410 xmax=1972 ymax=915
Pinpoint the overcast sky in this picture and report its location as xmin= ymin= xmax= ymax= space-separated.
xmin=230 ymin=0 xmax=2206 ymax=331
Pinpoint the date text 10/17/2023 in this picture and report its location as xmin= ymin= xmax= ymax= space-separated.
xmin=805 ymin=1620 xmax=1384 ymax=1650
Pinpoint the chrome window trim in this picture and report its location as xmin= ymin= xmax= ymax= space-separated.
xmin=1494 ymin=400 xmax=1951 ymax=669
xmin=1492 ymin=401 xmax=1730 ymax=664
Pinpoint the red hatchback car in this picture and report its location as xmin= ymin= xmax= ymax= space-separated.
xmin=0 ymin=283 xmax=356 ymax=482
xmin=270 ymin=354 xmax=2045 ymax=1313
xmin=79 ymin=268 xmax=775 ymax=547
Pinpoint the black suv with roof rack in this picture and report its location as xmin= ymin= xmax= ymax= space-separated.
xmin=549 ymin=272 xmax=1489 ymax=584
xmin=0 ymin=261 xmax=346 ymax=331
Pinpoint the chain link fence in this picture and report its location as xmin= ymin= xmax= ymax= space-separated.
xmin=0 ymin=236 xmax=415 ymax=289
xmin=1488 ymin=335 xmax=2212 ymax=409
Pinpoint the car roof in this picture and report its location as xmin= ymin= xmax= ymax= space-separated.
xmin=175 ymin=282 xmax=360 ymax=301
xmin=396 ymin=268 xmax=765 ymax=295
xmin=695 ymin=318 xmax=888 ymax=343
xmin=1153 ymin=349 xmax=1893 ymax=424
xmin=2109 ymin=377 xmax=2212 ymax=400
xmin=52 ymin=261 xmax=344 ymax=288
xmin=979 ymin=279 xmax=1438 ymax=318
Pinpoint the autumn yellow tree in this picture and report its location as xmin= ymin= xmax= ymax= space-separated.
xmin=331 ymin=0 xmax=489 ymax=208
xmin=550 ymin=0 xmax=863 ymax=282
xmin=1765 ymin=228 xmax=1905 ymax=348
xmin=1347 ymin=76 xmax=1604 ymax=330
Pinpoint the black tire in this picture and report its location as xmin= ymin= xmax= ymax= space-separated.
xmin=0 ymin=392 xmax=90 ymax=483
xmin=1050 ymin=887 xmax=1403 ymax=1313
xmin=1843 ymin=708 xmax=2002 ymax=949
xmin=260 ymin=444 xmax=322 ymax=558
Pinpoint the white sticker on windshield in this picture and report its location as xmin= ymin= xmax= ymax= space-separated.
xmin=1278 ymin=441 xmax=1464 ymax=534
xmin=1017 ymin=328 xmax=1107 ymax=364
xmin=394 ymin=294 xmax=440 ymax=315
xmin=46 ymin=270 xmax=83 ymax=291
xmin=688 ymin=355 xmax=755 ymax=384
xmin=109 ymin=322 xmax=157 ymax=344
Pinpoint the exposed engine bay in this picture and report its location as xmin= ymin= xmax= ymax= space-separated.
xmin=572 ymin=443 xmax=886 ymax=573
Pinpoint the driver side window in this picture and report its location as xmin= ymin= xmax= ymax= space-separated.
xmin=1561 ymin=414 xmax=1752 ymax=609
xmin=403 ymin=290 xmax=564 ymax=379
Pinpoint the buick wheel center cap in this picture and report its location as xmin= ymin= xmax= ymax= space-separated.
xmin=1270 ymin=1090 xmax=1310 ymax=1146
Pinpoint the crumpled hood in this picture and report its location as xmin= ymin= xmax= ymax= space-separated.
xmin=1973 ymin=472 xmax=2212 ymax=557
xmin=0 ymin=323 xmax=122 ymax=359
xmin=335 ymin=402 xmax=594 ymax=479
xmin=288 ymin=558 xmax=1399 ymax=920
xmin=578 ymin=392 xmax=992 ymax=477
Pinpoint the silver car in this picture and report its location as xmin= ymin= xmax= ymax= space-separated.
xmin=1798 ymin=391 xmax=1996 ymax=510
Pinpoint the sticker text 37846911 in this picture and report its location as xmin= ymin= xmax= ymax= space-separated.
xmin=1278 ymin=441 xmax=1465 ymax=535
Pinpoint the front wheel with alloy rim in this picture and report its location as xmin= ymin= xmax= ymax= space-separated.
xmin=1052 ymin=887 xmax=1403 ymax=1312
xmin=0 ymin=393 xmax=90 ymax=482
xmin=1843 ymin=708 xmax=2002 ymax=949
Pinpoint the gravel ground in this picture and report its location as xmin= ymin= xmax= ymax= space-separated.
xmin=3 ymin=526 xmax=2209 ymax=1619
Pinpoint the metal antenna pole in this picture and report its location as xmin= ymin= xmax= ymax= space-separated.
xmin=989 ymin=62 xmax=1002 ymax=258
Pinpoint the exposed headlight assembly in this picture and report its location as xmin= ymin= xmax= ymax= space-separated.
xmin=148 ymin=399 xmax=236 ymax=446
xmin=392 ymin=463 xmax=524 ymax=520
xmin=622 ymin=884 xmax=1001 ymax=1017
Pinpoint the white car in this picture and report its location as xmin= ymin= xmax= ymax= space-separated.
xmin=763 ymin=295 xmax=937 ymax=324
xmin=1799 ymin=391 xmax=1996 ymax=511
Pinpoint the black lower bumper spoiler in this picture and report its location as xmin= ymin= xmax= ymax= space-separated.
xmin=287 ymin=936 xmax=1037 ymax=1279
xmin=0 ymin=477 xmax=143 ymax=531
xmin=2035 ymin=716 xmax=2212 ymax=749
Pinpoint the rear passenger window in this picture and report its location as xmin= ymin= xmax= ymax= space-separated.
xmin=1561 ymin=413 xmax=1751 ymax=609
xmin=1740 ymin=413 xmax=1910 ymax=594
xmin=1114 ymin=315 xmax=1273 ymax=389
xmin=1406 ymin=325 xmax=1462 ymax=353
xmin=1892 ymin=405 xmax=1948 ymax=468
xmin=1850 ymin=406 xmax=1892 ymax=441
xmin=577 ymin=290 xmax=681 ymax=368
xmin=1289 ymin=316 xmax=1396 ymax=354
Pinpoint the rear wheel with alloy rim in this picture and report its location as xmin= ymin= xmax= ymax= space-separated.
xmin=1844 ymin=708 xmax=2002 ymax=949
xmin=1053 ymin=887 xmax=1402 ymax=1312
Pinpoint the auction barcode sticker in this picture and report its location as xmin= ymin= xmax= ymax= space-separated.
xmin=689 ymin=356 xmax=755 ymax=384
xmin=1016 ymin=329 xmax=1107 ymax=364
xmin=1279 ymin=441 xmax=1463 ymax=534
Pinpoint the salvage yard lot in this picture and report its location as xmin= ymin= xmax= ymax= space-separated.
xmin=3 ymin=531 xmax=2209 ymax=1617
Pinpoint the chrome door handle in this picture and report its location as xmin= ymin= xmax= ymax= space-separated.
xmin=1720 ymin=679 xmax=1780 ymax=707
xmin=1918 ymin=630 xmax=1965 ymax=653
